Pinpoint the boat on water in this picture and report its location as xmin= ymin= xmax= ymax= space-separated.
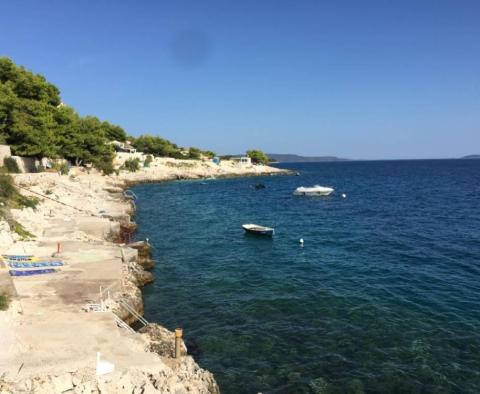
xmin=293 ymin=185 xmax=334 ymax=196
xmin=242 ymin=224 xmax=275 ymax=236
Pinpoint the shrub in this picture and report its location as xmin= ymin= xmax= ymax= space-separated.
xmin=33 ymin=164 xmax=45 ymax=173
xmin=187 ymin=147 xmax=201 ymax=160
xmin=0 ymin=293 xmax=11 ymax=311
xmin=0 ymin=174 xmax=38 ymax=209
xmin=123 ymin=158 xmax=141 ymax=172
xmin=95 ymin=160 xmax=115 ymax=175
xmin=203 ymin=150 xmax=216 ymax=159
xmin=53 ymin=161 xmax=70 ymax=175
xmin=144 ymin=155 xmax=153 ymax=167
xmin=3 ymin=157 xmax=20 ymax=173
xmin=0 ymin=174 xmax=17 ymax=200
xmin=12 ymin=220 xmax=34 ymax=239
xmin=247 ymin=150 xmax=270 ymax=165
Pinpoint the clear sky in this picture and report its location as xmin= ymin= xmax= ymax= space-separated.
xmin=1 ymin=1 xmax=479 ymax=159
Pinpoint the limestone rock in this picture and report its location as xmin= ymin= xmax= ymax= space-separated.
xmin=139 ymin=323 xmax=187 ymax=358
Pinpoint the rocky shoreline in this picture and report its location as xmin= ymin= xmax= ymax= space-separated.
xmin=0 ymin=160 xmax=287 ymax=393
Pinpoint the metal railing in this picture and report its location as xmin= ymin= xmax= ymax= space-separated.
xmin=120 ymin=300 xmax=149 ymax=327
xmin=114 ymin=315 xmax=136 ymax=334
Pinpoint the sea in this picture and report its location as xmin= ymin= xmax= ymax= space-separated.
xmin=132 ymin=159 xmax=480 ymax=394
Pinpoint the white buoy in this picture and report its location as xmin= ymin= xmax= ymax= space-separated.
xmin=299 ymin=238 xmax=304 ymax=245
xmin=342 ymin=193 xmax=347 ymax=198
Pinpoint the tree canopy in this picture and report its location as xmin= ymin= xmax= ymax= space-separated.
xmin=0 ymin=57 xmax=216 ymax=172
xmin=129 ymin=135 xmax=214 ymax=160
xmin=0 ymin=57 xmax=123 ymax=171
xmin=247 ymin=150 xmax=270 ymax=164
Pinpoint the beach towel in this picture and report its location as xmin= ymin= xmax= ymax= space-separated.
xmin=9 ymin=269 xmax=56 ymax=276
xmin=9 ymin=261 xmax=64 ymax=268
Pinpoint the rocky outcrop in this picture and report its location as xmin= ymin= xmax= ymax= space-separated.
xmin=140 ymin=323 xmax=187 ymax=358
xmin=127 ymin=241 xmax=155 ymax=269
xmin=0 ymin=358 xmax=220 ymax=393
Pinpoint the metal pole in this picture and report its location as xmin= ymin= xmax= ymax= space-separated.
xmin=175 ymin=328 xmax=183 ymax=358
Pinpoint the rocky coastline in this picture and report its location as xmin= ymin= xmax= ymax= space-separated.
xmin=0 ymin=159 xmax=287 ymax=393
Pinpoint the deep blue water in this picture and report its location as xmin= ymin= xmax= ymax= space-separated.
xmin=133 ymin=160 xmax=480 ymax=394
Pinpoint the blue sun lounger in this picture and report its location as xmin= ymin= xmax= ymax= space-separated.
xmin=9 ymin=269 xmax=56 ymax=276
xmin=9 ymin=261 xmax=64 ymax=268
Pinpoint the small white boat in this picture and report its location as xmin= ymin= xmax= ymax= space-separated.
xmin=242 ymin=224 xmax=275 ymax=236
xmin=293 ymin=185 xmax=334 ymax=196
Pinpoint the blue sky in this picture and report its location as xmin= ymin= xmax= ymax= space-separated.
xmin=1 ymin=1 xmax=479 ymax=159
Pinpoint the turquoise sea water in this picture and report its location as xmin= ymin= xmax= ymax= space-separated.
xmin=133 ymin=160 xmax=480 ymax=393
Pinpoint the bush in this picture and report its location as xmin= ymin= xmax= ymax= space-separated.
xmin=33 ymin=164 xmax=45 ymax=173
xmin=12 ymin=220 xmax=34 ymax=239
xmin=123 ymin=158 xmax=141 ymax=172
xmin=95 ymin=160 xmax=115 ymax=175
xmin=144 ymin=155 xmax=153 ymax=167
xmin=0 ymin=174 xmax=38 ymax=209
xmin=0 ymin=174 xmax=16 ymax=200
xmin=52 ymin=161 xmax=70 ymax=175
xmin=247 ymin=150 xmax=270 ymax=165
xmin=0 ymin=293 xmax=11 ymax=311
xmin=187 ymin=147 xmax=201 ymax=160
xmin=203 ymin=150 xmax=216 ymax=159
xmin=3 ymin=157 xmax=20 ymax=173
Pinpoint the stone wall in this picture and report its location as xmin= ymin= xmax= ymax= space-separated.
xmin=11 ymin=156 xmax=37 ymax=173
xmin=0 ymin=144 xmax=11 ymax=166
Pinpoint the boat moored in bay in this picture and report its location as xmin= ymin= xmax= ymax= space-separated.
xmin=242 ymin=224 xmax=275 ymax=236
xmin=293 ymin=185 xmax=334 ymax=196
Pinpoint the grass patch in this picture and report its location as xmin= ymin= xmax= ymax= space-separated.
xmin=0 ymin=293 xmax=11 ymax=311
xmin=11 ymin=220 xmax=34 ymax=239
xmin=0 ymin=174 xmax=38 ymax=209
xmin=0 ymin=174 xmax=37 ymax=239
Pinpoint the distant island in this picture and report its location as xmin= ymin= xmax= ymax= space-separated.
xmin=461 ymin=155 xmax=480 ymax=159
xmin=267 ymin=153 xmax=349 ymax=163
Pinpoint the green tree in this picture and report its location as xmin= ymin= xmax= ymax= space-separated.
xmin=247 ymin=149 xmax=270 ymax=165
xmin=7 ymin=98 xmax=57 ymax=158
xmin=187 ymin=147 xmax=201 ymax=159
xmin=0 ymin=57 xmax=60 ymax=105
xmin=202 ymin=150 xmax=216 ymax=159
xmin=131 ymin=135 xmax=180 ymax=157
xmin=103 ymin=123 xmax=126 ymax=141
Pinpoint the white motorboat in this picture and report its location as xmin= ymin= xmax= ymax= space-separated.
xmin=242 ymin=224 xmax=275 ymax=236
xmin=293 ymin=185 xmax=334 ymax=196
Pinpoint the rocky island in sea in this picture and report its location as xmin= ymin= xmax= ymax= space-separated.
xmin=0 ymin=57 xmax=286 ymax=393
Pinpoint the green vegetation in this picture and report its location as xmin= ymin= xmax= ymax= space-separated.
xmin=0 ymin=174 xmax=37 ymax=240
xmin=0 ymin=293 xmax=11 ymax=311
xmin=247 ymin=150 xmax=270 ymax=165
xmin=0 ymin=57 xmax=218 ymax=172
xmin=11 ymin=220 xmax=34 ymax=239
xmin=123 ymin=157 xmax=141 ymax=172
xmin=144 ymin=154 xmax=153 ymax=167
xmin=0 ymin=57 xmax=122 ymax=172
xmin=52 ymin=161 xmax=70 ymax=175
xmin=202 ymin=150 xmax=216 ymax=159
xmin=0 ymin=174 xmax=38 ymax=209
xmin=187 ymin=147 xmax=201 ymax=160
xmin=129 ymin=135 xmax=214 ymax=160
xmin=3 ymin=157 xmax=20 ymax=173
xmin=129 ymin=135 xmax=181 ymax=158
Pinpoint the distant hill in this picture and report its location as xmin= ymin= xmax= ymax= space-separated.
xmin=267 ymin=154 xmax=349 ymax=163
xmin=461 ymin=155 xmax=480 ymax=159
